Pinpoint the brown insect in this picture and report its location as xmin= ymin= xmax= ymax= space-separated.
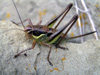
xmin=12 ymin=0 xmax=96 ymax=66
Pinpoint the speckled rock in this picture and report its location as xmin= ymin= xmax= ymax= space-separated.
xmin=0 ymin=21 xmax=100 ymax=75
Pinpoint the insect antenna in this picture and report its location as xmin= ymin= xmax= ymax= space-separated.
xmin=12 ymin=0 xmax=25 ymax=29
xmin=1 ymin=28 xmax=24 ymax=35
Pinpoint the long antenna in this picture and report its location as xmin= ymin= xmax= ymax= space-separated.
xmin=12 ymin=0 xmax=25 ymax=29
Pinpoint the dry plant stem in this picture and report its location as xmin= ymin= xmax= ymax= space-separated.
xmin=74 ymin=0 xmax=84 ymax=42
xmin=80 ymin=0 xmax=98 ymax=40
xmin=81 ymin=13 xmax=85 ymax=41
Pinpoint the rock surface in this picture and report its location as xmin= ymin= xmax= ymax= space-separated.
xmin=0 ymin=0 xmax=100 ymax=37
xmin=0 ymin=21 xmax=100 ymax=75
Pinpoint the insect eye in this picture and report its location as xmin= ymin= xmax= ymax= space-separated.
xmin=32 ymin=30 xmax=47 ymax=36
xmin=27 ymin=31 xmax=32 ymax=34
xmin=32 ymin=30 xmax=43 ymax=36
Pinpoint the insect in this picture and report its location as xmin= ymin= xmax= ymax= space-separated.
xmin=12 ymin=0 xmax=96 ymax=66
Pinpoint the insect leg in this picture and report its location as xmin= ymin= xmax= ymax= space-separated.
xmin=48 ymin=15 xmax=78 ymax=48
xmin=12 ymin=0 xmax=25 ymax=29
xmin=11 ymin=18 xmax=33 ymax=26
xmin=48 ymin=15 xmax=78 ymax=42
xmin=40 ymin=42 xmax=53 ymax=66
xmin=14 ymin=40 xmax=36 ymax=58
xmin=14 ymin=47 xmax=33 ymax=58
xmin=55 ymin=45 xmax=68 ymax=50
xmin=55 ymin=15 xmax=78 ymax=46
xmin=54 ymin=4 xmax=73 ymax=29
xmin=46 ymin=3 xmax=73 ymax=28
xmin=47 ymin=46 xmax=53 ymax=66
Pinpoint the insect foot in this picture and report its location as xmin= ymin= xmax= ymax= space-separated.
xmin=14 ymin=54 xmax=20 ymax=58
xmin=55 ymin=45 xmax=69 ymax=50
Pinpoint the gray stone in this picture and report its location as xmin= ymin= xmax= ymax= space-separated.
xmin=0 ymin=21 xmax=100 ymax=75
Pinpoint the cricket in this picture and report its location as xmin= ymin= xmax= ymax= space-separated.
xmin=12 ymin=0 xmax=96 ymax=66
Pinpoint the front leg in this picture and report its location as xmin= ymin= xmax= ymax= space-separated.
xmin=14 ymin=40 xmax=36 ymax=58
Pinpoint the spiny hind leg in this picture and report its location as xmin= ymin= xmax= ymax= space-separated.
xmin=45 ymin=3 xmax=73 ymax=28
xmin=54 ymin=15 xmax=78 ymax=47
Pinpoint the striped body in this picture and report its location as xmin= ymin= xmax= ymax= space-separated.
xmin=25 ymin=25 xmax=63 ymax=45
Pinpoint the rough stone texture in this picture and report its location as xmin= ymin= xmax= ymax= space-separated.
xmin=0 ymin=21 xmax=100 ymax=75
